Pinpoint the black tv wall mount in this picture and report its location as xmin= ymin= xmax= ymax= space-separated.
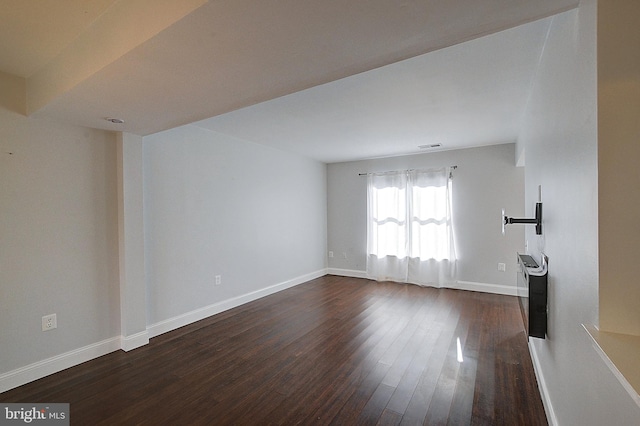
xmin=502 ymin=202 xmax=543 ymax=235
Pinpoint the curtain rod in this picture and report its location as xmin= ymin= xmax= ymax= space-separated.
xmin=358 ymin=165 xmax=457 ymax=176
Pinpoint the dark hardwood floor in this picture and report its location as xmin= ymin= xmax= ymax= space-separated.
xmin=1 ymin=275 xmax=547 ymax=425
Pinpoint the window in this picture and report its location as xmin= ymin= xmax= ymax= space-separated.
xmin=369 ymin=183 xmax=408 ymax=259
xmin=366 ymin=167 xmax=456 ymax=286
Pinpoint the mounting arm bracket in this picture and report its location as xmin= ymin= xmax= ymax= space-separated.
xmin=502 ymin=202 xmax=542 ymax=235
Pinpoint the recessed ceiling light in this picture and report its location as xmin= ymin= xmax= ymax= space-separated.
xmin=106 ymin=118 xmax=125 ymax=124
xmin=418 ymin=143 xmax=442 ymax=149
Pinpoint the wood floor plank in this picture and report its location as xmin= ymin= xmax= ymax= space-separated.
xmin=385 ymin=289 xmax=455 ymax=415
xmin=446 ymin=294 xmax=481 ymax=426
xmin=377 ymin=408 xmax=404 ymax=426
xmin=301 ymin=309 xmax=416 ymax=424
xmin=0 ymin=276 xmax=547 ymax=425
xmin=357 ymin=383 xmax=397 ymax=425
xmin=424 ymin=298 xmax=468 ymax=425
xmin=400 ymin=290 xmax=463 ymax=424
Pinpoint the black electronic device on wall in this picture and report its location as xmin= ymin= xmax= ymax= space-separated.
xmin=517 ymin=253 xmax=548 ymax=339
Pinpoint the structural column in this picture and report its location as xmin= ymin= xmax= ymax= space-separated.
xmin=117 ymin=132 xmax=148 ymax=350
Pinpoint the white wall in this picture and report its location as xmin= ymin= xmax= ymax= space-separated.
xmin=0 ymin=99 xmax=120 ymax=375
xmin=0 ymin=103 xmax=327 ymax=391
xmin=597 ymin=0 xmax=640 ymax=336
xmin=327 ymin=143 xmax=525 ymax=290
xmin=143 ymin=125 xmax=327 ymax=326
xmin=519 ymin=2 xmax=640 ymax=424
xmin=116 ymin=133 xmax=148 ymax=350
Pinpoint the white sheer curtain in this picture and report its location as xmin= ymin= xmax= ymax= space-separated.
xmin=366 ymin=167 xmax=456 ymax=287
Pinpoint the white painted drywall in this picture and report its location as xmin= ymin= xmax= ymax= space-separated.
xmin=327 ymin=143 xmax=525 ymax=288
xmin=597 ymin=0 xmax=640 ymax=337
xmin=519 ymin=2 xmax=640 ymax=423
xmin=116 ymin=132 xmax=148 ymax=349
xmin=143 ymin=125 xmax=327 ymax=325
xmin=0 ymin=97 xmax=120 ymax=374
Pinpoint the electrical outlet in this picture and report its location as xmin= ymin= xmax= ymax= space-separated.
xmin=215 ymin=275 xmax=222 ymax=286
xmin=498 ymin=263 xmax=506 ymax=272
xmin=328 ymin=251 xmax=334 ymax=258
xmin=42 ymin=314 xmax=57 ymax=331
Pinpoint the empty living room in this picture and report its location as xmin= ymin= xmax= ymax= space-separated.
xmin=1 ymin=0 xmax=639 ymax=425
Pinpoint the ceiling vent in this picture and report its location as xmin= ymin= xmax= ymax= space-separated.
xmin=418 ymin=143 xmax=442 ymax=149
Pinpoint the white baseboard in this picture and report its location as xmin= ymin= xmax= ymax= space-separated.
xmin=120 ymin=330 xmax=150 ymax=352
xmin=0 ymin=269 xmax=326 ymax=394
xmin=0 ymin=271 xmax=515 ymax=394
xmin=327 ymin=268 xmax=368 ymax=279
xmin=147 ymin=269 xmax=327 ymax=338
xmin=327 ymin=270 xmax=517 ymax=297
xmin=0 ymin=337 xmax=122 ymax=394
xmin=448 ymin=280 xmax=518 ymax=296
xmin=528 ymin=341 xmax=558 ymax=426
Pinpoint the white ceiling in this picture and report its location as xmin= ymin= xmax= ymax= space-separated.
xmin=0 ymin=0 xmax=118 ymax=77
xmin=195 ymin=18 xmax=552 ymax=163
xmin=0 ymin=0 xmax=577 ymax=163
